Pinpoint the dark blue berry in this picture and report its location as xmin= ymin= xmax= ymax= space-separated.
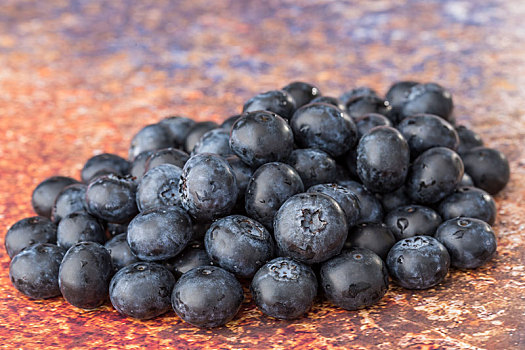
xmin=129 ymin=124 xmax=173 ymax=161
xmin=104 ymin=233 xmax=140 ymax=271
xmin=144 ymin=147 xmax=189 ymax=172
xmin=220 ymin=115 xmax=241 ymax=131
xmin=339 ymin=87 xmax=379 ymax=107
xmin=307 ymin=183 xmax=360 ymax=227
xmin=137 ymin=164 xmax=182 ymax=212
xmin=345 ymin=223 xmax=396 ymax=260
xmin=282 ymin=81 xmax=321 ymax=108
xmin=51 ymin=184 xmax=87 ymax=223
xmin=346 ymin=95 xmax=392 ymax=120
xmin=286 ymin=148 xmax=337 ymax=188
xmin=171 ymin=266 xmax=244 ymax=328
xmin=226 ymin=155 xmax=253 ymax=198
xmin=338 ymin=180 xmax=384 ymax=224
xmin=158 ymin=116 xmax=196 ymax=148
xmin=5 ymin=216 xmax=57 ymax=259
xmin=462 ymin=147 xmax=510 ymax=195
xmin=81 ymin=153 xmax=130 ymax=183
xmin=385 ymin=205 xmax=442 ymax=241
xmin=57 ymin=212 xmax=106 ymax=250
xmin=191 ymin=128 xmax=233 ymax=157
xmin=438 ymin=186 xmax=496 ymax=225
xmin=250 ymin=257 xmax=317 ymax=319
xmin=32 ymin=176 xmax=79 ymax=218
xmin=310 ymin=96 xmax=345 ymax=110
xmin=129 ymin=150 xmax=154 ymax=180
xmin=183 ymin=121 xmax=218 ymax=153
xmin=378 ymin=185 xmax=411 ymax=213
xmin=455 ymin=125 xmax=484 ymax=155
xmin=400 ymin=83 xmax=454 ymax=123
xmin=243 ymin=90 xmax=296 ymax=120
xmin=106 ymin=222 xmax=128 ymax=237
xmin=386 ymin=81 xmax=418 ymax=107
xmin=162 ymin=241 xmax=212 ymax=278
xmin=355 ymin=113 xmax=392 ymax=139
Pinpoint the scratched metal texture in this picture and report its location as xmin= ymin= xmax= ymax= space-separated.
xmin=0 ymin=0 xmax=524 ymax=349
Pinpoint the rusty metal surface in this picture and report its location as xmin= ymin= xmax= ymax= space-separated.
xmin=0 ymin=0 xmax=524 ymax=348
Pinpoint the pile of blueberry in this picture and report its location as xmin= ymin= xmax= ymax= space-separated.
xmin=6 ymin=81 xmax=510 ymax=328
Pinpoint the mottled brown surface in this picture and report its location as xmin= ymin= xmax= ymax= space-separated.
xmin=0 ymin=0 xmax=524 ymax=349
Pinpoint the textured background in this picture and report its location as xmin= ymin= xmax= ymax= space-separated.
xmin=0 ymin=0 xmax=524 ymax=349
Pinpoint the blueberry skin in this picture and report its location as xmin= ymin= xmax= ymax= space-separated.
xmin=245 ymin=162 xmax=304 ymax=229
xmin=355 ymin=113 xmax=392 ymax=139
xmin=192 ymin=128 xmax=234 ymax=157
xmin=400 ymin=83 xmax=454 ymax=123
xmin=462 ymin=147 xmax=510 ymax=195
xmin=386 ymin=236 xmax=450 ymax=290
xmin=243 ymin=90 xmax=296 ymax=120
xmin=162 ymin=241 xmax=212 ymax=278
xmin=385 ymin=205 xmax=442 ymax=241
xmin=310 ymin=96 xmax=345 ymax=111
xmin=459 ymin=172 xmax=475 ymax=187
xmin=345 ymin=223 xmax=396 ymax=260
xmin=9 ymin=243 xmax=65 ymax=299
xmin=130 ymin=151 xmax=154 ymax=180
xmin=127 ymin=206 xmax=192 ymax=261
xmin=456 ymin=125 xmax=484 ymax=155
xmin=320 ymin=248 xmax=389 ymax=310
xmin=282 ymin=81 xmax=321 ymax=108
xmin=137 ymin=164 xmax=182 ymax=212
xmin=341 ymin=147 xmax=359 ymax=179
xmin=290 ymin=103 xmax=358 ymax=157
xmin=183 ymin=121 xmax=219 ymax=154
xmin=205 ymin=215 xmax=275 ymax=278
xmin=356 ymin=126 xmax=410 ymax=193
xmin=220 ymin=115 xmax=241 ymax=131
xmin=397 ymin=114 xmax=459 ymax=158
xmin=386 ymin=81 xmax=419 ymax=108
xmin=81 ymin=153 xmax=130 ymax=183
xmin=179 ymin=153 xmax=238 ymax=222
xmin=110 ymin=262 xmax=175 ymax=319
xmin=158 ymin=116 xmax=196 ymax=148
xmin=346 ymin=95 xmax=392 ymax=120
xmin=85 ymin=174 xmax=138 ymax=224
xmin=5 ymin=216 xmax=57 ymax=259
xmin=144 ymin=148 xmax=189 ymax=172
xmin=107 ymin=222 xmax=128 ymax=238
xmin=51 ymin=184 xmax=87 ymax=223
xmin=338 ymin=180 xmax=384 ymax=224
xmin=434 ymin=217 xmax=497 ymax=269
xmin=171 ymin=266 xmax=244 ymax=328
xmin=59 ymin=242 xmax=114 ymax=309
xmin=129 ymin=124 xmax=173 ymax=161
xmin=250 ymin=257 xmax=317 ymax=319
xmin=286 ymin=148 xmax=338 ymax=188
xmin=339 ymin=86 xmax=379 ymax=107
xmin=32 ymin=176 xmax=79 ymax=218
xmin=406 ymin=147 xmax=464 ymax=204
xmin=438 ymin=187 xmax=496 ymax=225
xmin=378 ymin=185 xmax=411 ymax=213
xmin=273 ymin=192 xmax=348 ymax=264
xmin=230 ymin=111 xmax=294 ymax=168
xmin=226 ymin=155 xmax=253 ymax=197
xmin=307 ymin=183 xmax=360 ymax=227
xmin=105 ymin=233 xmax=140 ymax=271
xmin=57 ymin=212 xmax=106 ymax=250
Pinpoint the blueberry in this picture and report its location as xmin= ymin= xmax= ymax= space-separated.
xmin=310 ymin=96 xmax=345 ymax=111
xmin=385 ymin=205 xmax=442 ymax=241
xmin=171 ymin=266 xmax=244 ymax=328
xmin=400 ymin=83 xmax=454 ymax=123
xmin=205 ymin=215 xmax=275 ymax=278
xmin=339 ymin=86 xmax=379 ymax=106
xmin=461 ymin=147 xmax=510 ymax=195
xmin=106 ymin=222 xmax=128 ymax=238
xmin=356 ymin=126 xmax=410 ymax=193
xmin=127 ymin=206 xmax=192 ymax=261
xmin=220 ymin=114 xmax=241 ymax=131
xmin=179 ymin=153 xmax=238 ymax=221
xmin=406 ymin=147 xmax=464 ymax=204
xmin=438 ymin=187 xmax=496 ymax=225
xmin=355 ymin=113 xmax=392 ymax=139
xmin=320 ymin=248 xmax=388 ymax=310
xmin=282 ymin=81 xmax=321 ymax=108
xmin=397 ymin=114 xmax=459 ymax=158
xmin=338 ymin=180 xmax=384 ymax=224
xmin=129 ymin=150 xmax=154 ymax=180
xmin=9 ymin=243 xmax=65 ymax=299
xmin=81 ymin=153 xmax=130 ymax=183
xmin=51 ymin=184 xmax=87 ymax=223
xmin=5 ymin=216 xmax=57 ymax=259
xmin=456 ymin=125 xmax=484 ymax=155
xmin=183 ymin=121 xmax=219 ymax=154
xmin=307 ymin=183 xmax=360 ymax=227
xmin=57 ymin=212 xmax=106 ymax=250
xmin=286 ymin=148 xmax=338 ymax=188
xmin=459 ymin=172 xmax=475 ymax=187
xmin=345 ymin=223 xmax=396 ymax=260
xmin=144 ymin=147 xmax=189 ymax=172
xmin=250 ymin=257 xmax=317 ymax=319
xmin=110 ymin=262 xmax=175 ymax=319
xmin=137 ymin=164 xmax=182 ymax=212
xmin=378 ymin=185 xmax=411 ymax=213
xmin=274 ymin=192 xmax=348 ymax=264
xmin=128 ymin=124 xmax=173 ymax=161
xmin=105 ymin=233 xmax=140 ymax=271
xmin=158 ymin=116 xmax=196 ymax=148
xmin=230 ymin=111 xmax=294 ymax=168
xmin=85 ymin=174 xmax=138 ymax=224
xmin=243 ymin=90 xmax=296 ymax=120
xmin=341 ymin=147 xmax=359 ymax=179
xmin=346 ymin=95 xmax=392 ymax=120
xmin=245 ymin=162 xmax=304 ymax=229
xmin=32 ymin=176 xmax=79 ymax=218
xmin=386 ymin=236 xmax=450 ymax=289
xmin=162 ymin=241 xmax=212 ymax=278
xmin=385 ymin=81 xmax=419 ymax=108
xmin=59 ymin=242 xmax=113 ymax=309
xmin=192 ymin=128 xmax=234 ymax=157
xmin=434 ymin=218 xmax=497 ymax=269
xmin=290 ymin=103 xmax=357 ymax=157
xmin=225 ymin=155 xmax=253 ymax=198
